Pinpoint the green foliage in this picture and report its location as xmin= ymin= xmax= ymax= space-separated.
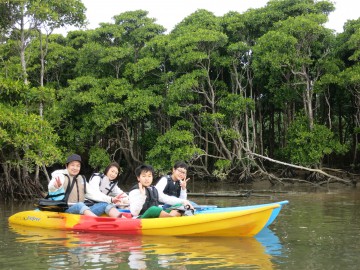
xmin=218 ymin=94 xmax=254 ymax=117
xmin=88 ymin=147 xmax=111 ymax=171
xmin=253 ymin=30 xmax=297 ymax=74
xmin=0 ymin=103 xmax=61 ymax=167
xmin=284 ymin=115 xmax=347 ymax=166
xmin=240 ymin=0 xmax=334 ymax=38
xmin=166 ymin=70 xmax=205 ymax=116
xmin=146 ymin=120 xmax=204 ymax=171
xmin=168 ymin=28 xmax=228 ymax=67
xmin=124 ymin=57 xmax=161 ymax=82
xmin=124 ymin=89 xmax=163 ymax=120
xmin=112 ymin=10 xmax=165 ymax=51
xmin=1 ymin=1 xmax=359 ymax=189
xmin=171 ymin=9 xmax=223 ymax=36
xmin=29 ymin=35 xmax=79 ymax=85
xmin=199 ymin=112 xmax=225 ymax=132
xmin=344 ymin=19 xmax=360 ymax=62
xmin=220 ymin=128 xmax=241 ymax=142
xmin=28 ymin=0 xmax=86 ymax=30
xmin=0 ymin=78 xmax=30 ymax=105
xmin=213 ymin=159 xmax=232 ymax=181
xmin=75 ymin=42 xmax=107 ymax=77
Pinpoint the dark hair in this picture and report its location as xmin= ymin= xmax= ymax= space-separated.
xmin=173 ymin=161 xmax=188 ymax=170
xmin=104 ymin=162 xmax=121 ymax=176
xmin=135 ymin=164 xmax=154 ymax=177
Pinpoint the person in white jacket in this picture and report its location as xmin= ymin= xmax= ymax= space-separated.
xmin=48 ymin=154 xmax=122 ymax=217
xmin=155 ymin=161 xmax=193 ymax=209
xmin=88 ymin=162 xmax=129 ymax=208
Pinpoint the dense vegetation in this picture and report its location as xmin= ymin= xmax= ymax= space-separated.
xmin=1 ymin=0 xmax=359 ymax=199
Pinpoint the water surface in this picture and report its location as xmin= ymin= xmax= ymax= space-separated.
xmin=1 ymin=186 xmax=360 ymax=269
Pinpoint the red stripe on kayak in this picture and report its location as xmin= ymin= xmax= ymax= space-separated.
xmin=72 ymin=216 xmax=143 ymax=235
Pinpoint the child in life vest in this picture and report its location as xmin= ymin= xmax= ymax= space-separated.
xmin=128 ymin=164 xmax=182 ymax=218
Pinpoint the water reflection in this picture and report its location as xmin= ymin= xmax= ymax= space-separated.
xmin=256 ymin=227 xmax=284 ymax=256
xmin=9 ymin=224 xmax=284 ymax=269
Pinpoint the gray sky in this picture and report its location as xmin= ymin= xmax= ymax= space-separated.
xmin=58 ymin=0 xmax=359 ymax=34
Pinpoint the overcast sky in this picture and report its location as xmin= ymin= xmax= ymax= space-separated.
xmin=58 ymin=0 xmax=359 ymax=34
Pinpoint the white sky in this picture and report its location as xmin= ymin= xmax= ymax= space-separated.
xmin=58 ymin=0 xmax=359 ymax=34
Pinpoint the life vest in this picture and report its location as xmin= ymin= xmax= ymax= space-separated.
xmin=130 ymin=184 xmax=159 ymax=215
xmin=161 ymin=175 xmax=181 ymax=198
xmin=47 ymin=174 xmax=86 ymax=203
xmin=89 ymin=173 xmax=118 ymax=196
xmin=62 ymin=174 xmax=86 ymax=203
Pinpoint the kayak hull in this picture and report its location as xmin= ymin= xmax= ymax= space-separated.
xmin=196 ymin=200 xmax=289 ymax=227
xmin=8 ymin=204 xmax=279 ymax=237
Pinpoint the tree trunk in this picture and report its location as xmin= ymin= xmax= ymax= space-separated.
xmin=19 ymin=5 xmax=28 ymax=85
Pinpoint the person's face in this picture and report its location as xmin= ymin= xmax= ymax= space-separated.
xmin=172 ymin=167 xmax=187 ymax=181
xmin=106 ymin=166 xmax=119 ymax=181
xmin=137 ymin=170 xmax=153 ymax=187
xmin=67 ymin=161 xmax=81 ymax=177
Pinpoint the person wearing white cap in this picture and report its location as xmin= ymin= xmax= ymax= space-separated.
xmin=48 ymin=154 xmax=122 ymax=217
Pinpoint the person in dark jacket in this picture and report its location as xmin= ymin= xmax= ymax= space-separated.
xmin=155 ymin=161 xmax=194 ymax=209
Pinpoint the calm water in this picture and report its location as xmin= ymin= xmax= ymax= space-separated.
xmin=1 ymin=185 xmax=360 ymax=269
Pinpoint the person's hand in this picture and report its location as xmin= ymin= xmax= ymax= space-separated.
xmin=112 ymin=196 xmax=121 ymax=204
xmin=138 ymin=182 xmax=145 ymax=195
xmin=182 ymin=200 xmax=194 ymax=210
xmin=112 ymin=193 xmax=127 ymax=204
xmin=54 ymin=176 xmax=62 ymax=189
xmin=179 ymin=178 xmax=190 ymax=190
xmin=119 ymin=196 xmax=129 ymax=205
xmin=116 ymin=192 xmax=127 ymax=199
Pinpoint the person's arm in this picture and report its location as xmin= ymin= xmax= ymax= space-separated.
xmin=129 ymin=189 xmax=146 ymax=216
xmin=179 ymin=187 xmax=187 ymax=200
xmin=178 ymin=175 xmax=190 ymax=200
xmin=85 ymin=182 xmax=113 ymax=204
xmin=109 ymin=184 xmax=127 ymax=198
xmin=48 ymin=170 xmax=66 ymax=192
xmin=111 ymin=186 xmax=129 ymax=205
xmin=87 ymin=175 xmax=126 ymax=204
xmin=154 ymin=176 xmax=167 ymax=197
xmin=155 ymin=177 xmax=184 ymax=205
xmin=88 ymin=175 xmax=101 ymax=191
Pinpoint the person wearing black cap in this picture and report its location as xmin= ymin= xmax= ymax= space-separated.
xmin=48 ymin=154 xmax=123 ymax=217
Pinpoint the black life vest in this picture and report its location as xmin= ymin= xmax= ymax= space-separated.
xmin=130 ymin=184 xmax=160 ymax=215
xmin=161 ymin=175 xmax=181 ymax=198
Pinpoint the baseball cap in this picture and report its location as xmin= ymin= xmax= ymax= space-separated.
xmin=66 ymin=154 xmax=82 ymax=164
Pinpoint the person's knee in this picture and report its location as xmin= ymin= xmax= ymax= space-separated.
xmin=105 ymin=204 xmax=116 ymax=215
xmin=79 ymin=203 xmax=90 ymax=214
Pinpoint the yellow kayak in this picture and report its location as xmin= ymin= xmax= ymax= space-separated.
xmin=8 ymin=204 xmax=279 ymax=237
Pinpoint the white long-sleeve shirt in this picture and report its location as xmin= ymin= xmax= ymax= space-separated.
xmin=128 ymin=188 xmax=147 ymax=217
xmin=88 ymin=174 xmax=129 ymax=205
xmin=155 ymin=175 xmax=187 ymax=205
xmin=48 ymin=169 xmax=113 ymax=204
